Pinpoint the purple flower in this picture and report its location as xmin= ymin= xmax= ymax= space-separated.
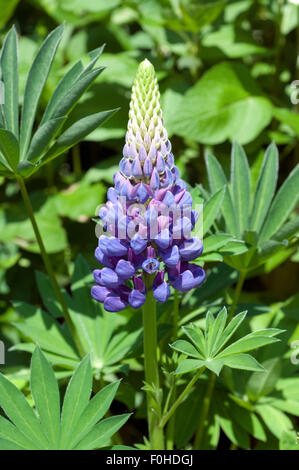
xmin=91 ymin=59 xmax=205 ymax=312
xmin=168 ymin=262 xmax=206 ymax=293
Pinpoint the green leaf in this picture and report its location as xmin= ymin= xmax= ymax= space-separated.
xmin=40 ymin=61 xmax=84 ymax=125
xmin=273 ymin=215 xmax=299 ymax=241
xmin=215 ymin=398 xmax=250 ymax=449
xmin=54 ymin=181 xmax=106 ymax=221
xmin=13 ymin=306 xmax=78 ymax=360
xmin=279 ymin=431 xmax=299 ymax=450
xmin=228 ymin=402 xmax=266 ymax=442
xmin=0 ymin=372 xmax=49 ymax=449
xmin=256 ymin=405 xmax=293 ymax=439
xmin=0 ymin=437 xmax=25 ymax=450
xmin=213 ymin=311 xmax=247 ymax=355
xmin=205 ymin=311 xmax=216 ymax=355
xmin=0 ymin=129 xmax=20 ymax=171
xmin=218 ymin=331 xmax=280 ymax=358
xmin=74 ymin=414 xmax=131 ymax=450
xmin=26 ymin=116 xmax=67 ymax=163
xmin=30 ymin=347 xmax=60 ymax=449
xmin=222 ymin=353 xmax=264 ymax=372
xmin=35 ymin=271 xmax=63 ymax=318
xmin=0 ymin=26 xmax=19 ymax=137
xmin=169 ymin=62 xmax=272 ymax=145
xmin=48 ymin=67 xmax=105 ymax=121
xmin=273 ymin=107 xmax=299 ymax=136
xmin=42 ymin=109 xmax=118 ymax=164
xmin=259 ymin=164 xmax=299 ymax=242
xmin=60 ymin=355 xmax=92 ymax=449
xmin=174 ymin=1 xmax=226 ymax=33
xmin=20 ymin=24 xmax=64 ymax=158
xmin=0 ymin=415 xmax=38 ymax=450
xmin=170 ymin=340 xmax=203 ymax=359
xmin=249 ymin=143 xmax=279 ymax=233
xmin=247 ymin=358 xmax=282 ymax=400
xmin=0 ymin=0 xmax=20 ymax=28
xmin=40 ymin=45 xmax=105 ymax=126
xmin=174 ymin=359 xmax=205 ymax=375
xmin=204 ymin=359 xmax=224 ymax=376
xmin=201 ymin=24 xmax=268 ymax=58
xmin=203 ymin=233 xmax=233 ymax=253
xmin=182 ymin=325 xmax=206 ymax=356
xmin=68 ymin=381 xmax=121 ymax=449
xmin=208 ymin=307 xmax=227 ymax=357
xmin=203 ymin=186 xmax=225 ymax=235
xmin=231 ymin=142 xmax=250 ymax=236
xmin=205 ymin=151 xmax=237 ymax=235
xmin=220 ymin=239 xmax=248 ymax=256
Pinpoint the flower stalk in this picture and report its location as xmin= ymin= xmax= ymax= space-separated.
xmin=142 ymin=276 xmax=164 ymax=449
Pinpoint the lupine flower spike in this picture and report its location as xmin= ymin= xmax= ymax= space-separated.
xmin=91 ymin=59 xmax=205 ymax=312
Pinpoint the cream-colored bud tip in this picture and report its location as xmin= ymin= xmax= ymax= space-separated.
xmin=138 ymin=59 xmax=155 ymax=74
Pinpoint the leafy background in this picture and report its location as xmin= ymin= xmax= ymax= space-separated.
xmin=0 ymin=0 xmax=298 ymax=450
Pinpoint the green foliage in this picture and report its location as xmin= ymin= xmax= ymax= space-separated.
xmin=171 ymin=307 xmax=283 ymax=376
xmin=0 ymin=347 xmax=130 ymax=449
xmin=168 ymin=62 xmax=273 ymax=145
xmin=0 ymin=25 xmax=116 ymax=179
xmin=203 ymin=142 xmax=299 ymax=271
xmin=11 ymin=256 xmax=143 ymax=377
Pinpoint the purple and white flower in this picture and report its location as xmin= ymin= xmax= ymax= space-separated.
xmin=91 ymin=59 xmax=205 ymax=312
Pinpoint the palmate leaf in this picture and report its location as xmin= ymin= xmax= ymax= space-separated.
xmin=0 ymin=347 xmax=130 ymax=450
xmin=0 ymin=25 xmax=118 ymax=179
xmin=204 ymin=143 xmax=298 ymax=271
xmin=12 ymin=255 xmax=142 ymax=376
xmin=170 ymin=307 xmax=283 ymax=376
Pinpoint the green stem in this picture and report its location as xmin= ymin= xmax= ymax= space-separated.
xmin=142 ymin=280 xmax=164 ymax=450
xmin=227 ymin=270 xmax=247 ymax=324
xmin=166 ymin=290 xmax=180 ymax=449
xmin=17 ymin=176 xmax=85 ymax=358
xmin=159 ymin=367 xmax=205 ymax=429
xmin=172 ymin=290 xmax=179 ymax=339
xmin=193 ymin=373 xmax=216 ymax=449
